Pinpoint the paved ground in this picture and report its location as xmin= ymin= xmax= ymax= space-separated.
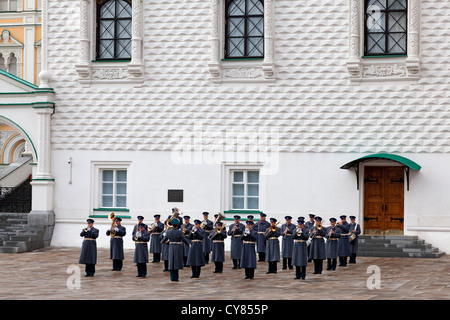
xmin=0 ymin=247 xmax=449 ymax=300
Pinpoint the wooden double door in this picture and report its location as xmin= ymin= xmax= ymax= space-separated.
xmin=363 ymin=166 xmax=404 ymax=235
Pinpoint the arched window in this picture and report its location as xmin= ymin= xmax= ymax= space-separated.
xmin=0 ymin=54 xmax=5 ymax=71
xmin=364 ymin=0 xmax=407 ymax=56
xmin=96 ymin=0 xmax=132 ymax=60
xmin=225 ymin=0 xmax=264 ymax=59
xmin=8 ymin=53 xmax=17 ymax=76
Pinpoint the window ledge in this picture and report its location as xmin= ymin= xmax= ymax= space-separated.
xmin=93 ymin=208 xmax=129 ymax=212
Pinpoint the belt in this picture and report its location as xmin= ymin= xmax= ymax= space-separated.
xmin=243 ymin=241 xmax=255 ymax=244
xmin=213 ymin=240 xmax=224 ymax=243
xmin=191 ymin=240 xmax=202 ymax=243
xmin=329 ymin=238 xmax=338 ymax=240
xmin=113 ymin=236 xmax=123 ymax=239
xmin=269 ymin=237 xmax=278 ymax=240
xmin=294 ymin=240 xmax=306 ymax=243
xmin=233 ymin=235 xmax=242 ymax=237
xmin=258 ymin=232 xmax=265 ymax=234
xmin=204 ymin=230 xmax=211 ymax=233
xmin=341 ymin=233 xmax=350 ymax=236
xmin=135 ymin=241 xmax=146 ymax=244
xmin=314 ymin=236 xmax=323 ymax=239
xmin=151 ymin=232 xmax=161 ymax=235
xmin=84 ymin=238 xmax=96 ymax=241
xmin=284 ymin=234 xmax=292 ymax=236
xmin=170 ymin=242 xmax=182 ymax=244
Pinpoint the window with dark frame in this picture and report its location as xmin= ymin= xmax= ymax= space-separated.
xmin=225 ymin=0 xmax=264 ymax=59
xmin=96 ymin=0 xmax=132 ymax=60
xmin=168 ymin=190 xmax=184 ymax=203
xmin=364 ymin=0 xmax=407 ymax=56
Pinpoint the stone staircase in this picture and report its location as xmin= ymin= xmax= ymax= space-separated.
xmin=358 ymin=235 xmax=445 ymax=258
xmin=0 ymin=213 xmax=46 ymax=253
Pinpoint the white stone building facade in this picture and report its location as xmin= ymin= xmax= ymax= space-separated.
xmin=23 ymin=0 xmax=450 ymax=252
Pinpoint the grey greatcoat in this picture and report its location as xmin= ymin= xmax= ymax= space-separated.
xmin=305 ymin=220 xmax=315 ymax=233
xmin=210 ymin=228 xmax=227 ymax=262
xmin=182 ymin=223 xmax=193 ymax=257
xmin=281 ymin=223 xmax=296 ymax=258
xmin=133 ymin=230 xmax=150 ymax=264
xmin=201 ymin=219 xmax=214 ymax=254
xmin=292 ymin=227 xmax=309 ymax=266
xmin=106 ymin=225 xmax=126 ymax=260
xmin=79 ymin=227 xmax=99 ymax=264
xmin=308 ymin=226 xmax=327 ymax=260
xmin=149 ymin=221 xmax=164 ymax=254
xmin=240 ymin=229 xmax=257 ymax=269
xmin=187 ymin=228 xmax=205 ymax=267
xmin=325 ymin=226 xmax=341 ymax=259
xmin=349 ymin=222 xmax=361 ymax=254
xmin=337 ymin=222 xmax=351 ymax=257
xmin=228 ymin=222 xmax=246 ymax=260
xmin=255 ymin=220 xmax=270 ymax=253
xmin=160 ymin=228 xmax=190 ymax=270
xmin=265 ymin=227 xmax=282 ymax=262
xmin=161 ymin=231 xmax=169 ymax=260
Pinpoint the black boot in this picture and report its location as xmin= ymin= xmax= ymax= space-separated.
xmin=295 ymin=266 xmax=301 ymax=279
xmin=163 ymin=260 xmax=169 ymax=271
xmin=288 ymin=258 xmax=293 ymax=270
xmin=327 ymin=258 xmax=332 ymax=270
xmin=282 ymin=258 xmax=287 ymax=270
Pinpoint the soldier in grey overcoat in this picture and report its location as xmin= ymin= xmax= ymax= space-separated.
xmin=132 ymin=216 xmax=145 ymax=238
xmin=181 ymin=215 xmax=193 ymax=266
xmin=106 ymin=217 xmax=126 ymax=271
xmin=160 ymin=218 xmax=191 ymax=282
xmin=292 ymin=218 xmax=309 ymax=279
xmin=281 ymin=216 xmax=296 ymax=270
xmin=240 ymin=221 xmax=257 ymax=279
xmin=255 ymin=213 xmax=270 ymax=262
xmin=308 ymin=216 xmax=327 ymax=274
xmin=325 ymin=218 xmax=341 ymax=271
xmin=265 ymin=218 xmax=281 ymax=274
xmin=187 ymin=219 xmax=205 ymax=278
xmin=210 ymin=221 xmax=227 ymax=273
xmin=201 ymin=212 xmax=214 ymax=264
xmin=79 ymin=219 xmax=99 ymax=277
xmin=149 ymin=214 xmax=164 ymax=263
xmin=161 ymin=215 xmax=171 ymax=272
xmin=133 ymin=223 xmax=150 ymax=277
xmin=305 ymin=214 xmax=315 ymax=262
xmin=228 ymin=215 xmax=246 ymax=269
xmin=337 ymin=215 xmax=351 ymax=267
xmin=348 ymin=216 xmax=361 ymax=264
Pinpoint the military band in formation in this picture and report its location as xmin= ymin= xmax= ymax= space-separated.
xmin=79 ymin=209 xmax=361 ymax=281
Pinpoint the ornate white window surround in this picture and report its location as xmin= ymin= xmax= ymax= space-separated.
xmin=347 ymin=0 xmax=421 ymax=82
xmin=208 ymin=0 xmax=276 ymax=84
xmin=75 ymin=0 xmax=144 ymax=87
xmin=0 ymin=29 xmax=23 ymax=78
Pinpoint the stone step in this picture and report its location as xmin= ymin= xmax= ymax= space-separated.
xmin=0 ymin=246 xmax=26 ymax=253
xmin=5 ymin=218 xmax=28 ymax=224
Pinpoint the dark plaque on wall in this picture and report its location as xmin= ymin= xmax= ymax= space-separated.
xmin=168 ymin=189 xmax=183 ymax=202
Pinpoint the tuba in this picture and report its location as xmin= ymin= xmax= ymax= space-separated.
xmin=109 ymin=212 xmax=116 ymax=238
xmin=166 ymin=207 xmax=181 ymax=230
xmin=213 ymin=212 xmax=225 ymax=227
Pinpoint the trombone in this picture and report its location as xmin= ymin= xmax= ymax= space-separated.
xmin=264 ymin=222 xmax=280 ymax=237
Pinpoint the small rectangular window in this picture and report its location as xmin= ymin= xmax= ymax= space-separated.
xmin=231 ymin=170 xmax=259 ymax=210
xmin=101 ymin=169 xmax=127 ymax=208
xmin=168 ymin=190 xmax=184 ymax=202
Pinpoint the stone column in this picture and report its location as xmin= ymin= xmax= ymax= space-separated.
xmin=208 ymin=0 xmax=221 ymax=81
xmin=29 ymin=106 xmax=55 ymax=247
xmin=405 ymin=0 xmax=420 ymax=78
xmin=128 ymin=0 xmax=144 ymax=78
xmin=262 ymin=0 xmax=275 ymax=79
xmin=347 ymin=0 xmax=361 ymax=79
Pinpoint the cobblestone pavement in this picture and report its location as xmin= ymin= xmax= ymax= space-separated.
xmin=0 ymin=247 xmax=449 ymax=300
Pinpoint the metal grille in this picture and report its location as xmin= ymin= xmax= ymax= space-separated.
xmin=365 ymin=0 xmax=407 ymax=56
xmin=225 ymin=0 xmax=264 ymax=59
xmin=96 ymin=0 xmax=132 ymax=60
xmin=0 ymin=179 xmax=32 ymax=213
